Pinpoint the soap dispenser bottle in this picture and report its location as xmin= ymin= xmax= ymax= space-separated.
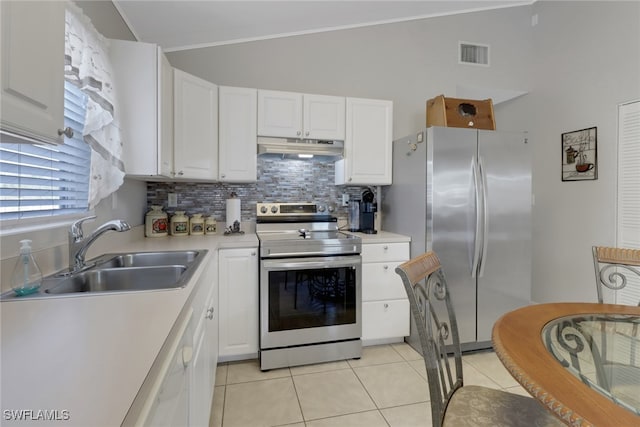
xmin=11 ymin=240 xmax=43 ymax=296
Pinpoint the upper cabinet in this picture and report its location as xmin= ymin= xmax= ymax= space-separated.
xmin=174 ymin=69 xmax=219 ymax=181
xmin=257 ymin=90 xmax=345 ymax=140
xmin=335 ymin=98 xmax=393 ymax=185
xmin=110 ymin=40 xmax=174 ymax=178
xmin=218 ymin=86 xmax=257 ymax=183
xmin=1 ymin=1 xmax=65 ymax=144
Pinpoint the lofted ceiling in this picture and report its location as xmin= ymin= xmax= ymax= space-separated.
xmin=113 ymin=1 xmax=532 ymax=52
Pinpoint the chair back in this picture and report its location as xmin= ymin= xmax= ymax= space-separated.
xmin=592 ymin=246 xmax=640 ymax=305
xmin=395 ymin=251 xmax=463 ymax=427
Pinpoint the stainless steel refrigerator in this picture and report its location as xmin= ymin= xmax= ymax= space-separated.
xmin=383 ymin=126 xmax=532 ymax=351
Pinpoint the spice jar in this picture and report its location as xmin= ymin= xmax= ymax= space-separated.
xmin=205 ymin=216 xmax=217 ymax=235
xmin=170 ymin=211 xmax=189 ymax=236
xmin=190 ymin=214 xmax=205 ymax=236
xmin=145 ymin=205 xmax=168 ymax=237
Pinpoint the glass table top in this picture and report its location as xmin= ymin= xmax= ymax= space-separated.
xmin=542 ymin=314 xmax=640 ymax=415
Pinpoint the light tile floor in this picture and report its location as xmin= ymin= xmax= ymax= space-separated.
xmin=210 ymin=343 xmax=530 ymax=427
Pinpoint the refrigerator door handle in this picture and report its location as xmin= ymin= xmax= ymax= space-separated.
xmin=478 ymin=156 xmax=490 ymax=277
xmin=471 ymin=157 xmax=482 ymax=278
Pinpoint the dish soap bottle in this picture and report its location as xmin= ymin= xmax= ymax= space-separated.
xmin=11 ymin=240 xmax=43 ymax=296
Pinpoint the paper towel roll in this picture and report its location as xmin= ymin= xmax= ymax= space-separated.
xmin=226 ymin=198 xmax=241 ymax=228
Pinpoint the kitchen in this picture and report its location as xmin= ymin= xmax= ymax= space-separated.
xmin=1 ymin=1 xmax=638 ymax=426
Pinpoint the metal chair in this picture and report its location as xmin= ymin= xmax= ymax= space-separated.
xmin=395 ymin=251 xmax=563 ymax=427
xmin=592 ymin=246 xmax=640 ymax=305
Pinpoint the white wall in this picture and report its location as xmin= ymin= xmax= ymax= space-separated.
xmin=530 ymin=1 xmax=640 ymax=302
xmin=167 ymin=6 xmax=534 ymax=137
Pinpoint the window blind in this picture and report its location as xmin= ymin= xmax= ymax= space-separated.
xmin=616 ymin=100 xmax=640 ymax=305
xmin=0 ymin=82 xmax=90 ymax=220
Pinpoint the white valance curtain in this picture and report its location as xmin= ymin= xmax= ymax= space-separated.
xmin=64 ymin=1 xmax=124 ymax=209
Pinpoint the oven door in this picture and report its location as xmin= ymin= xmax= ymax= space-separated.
xmin=260 ymin=255 xmax=362 ymax=349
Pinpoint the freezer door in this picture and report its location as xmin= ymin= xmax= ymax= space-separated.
xmin=428 ymin=127 xmax=479 ymax=345
xmin=476 ymin=130 xmax=532 ymax=341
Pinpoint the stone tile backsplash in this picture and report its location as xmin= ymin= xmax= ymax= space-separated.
xmin=147 ymin=158 xmax=371 ymax=222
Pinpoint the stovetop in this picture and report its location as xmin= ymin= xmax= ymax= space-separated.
xmin=255 ymin=202 xmax=361 ymax=258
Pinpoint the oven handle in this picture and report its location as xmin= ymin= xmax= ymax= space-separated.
xmin=261 ymin=256 xmax=360 ymax=270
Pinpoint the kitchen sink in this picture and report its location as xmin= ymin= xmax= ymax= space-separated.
xmin=1 ymin=249 xmax=207 ymax=299
xmin=45 ymin=265 xmax=188 ymax=294
xmin=92 ymin=250 xmax=200 ymax=269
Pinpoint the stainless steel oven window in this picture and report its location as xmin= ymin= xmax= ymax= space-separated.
xmin=260 ymin=255 xmax=362 ymax=349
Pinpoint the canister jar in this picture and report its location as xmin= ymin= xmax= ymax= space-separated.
xmin=205 ymin=216 xmax=217 ymax=235
xmin=170 ymin=211 xmax=189 ymax=236
xmin=190 ymin=214 xmax=205 ymax=236
xmin=145 ymin=205 xmax=168 ymax=237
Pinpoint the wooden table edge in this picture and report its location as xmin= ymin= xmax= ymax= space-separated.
xmin=492 ymin=302 xmax=640 ymax=427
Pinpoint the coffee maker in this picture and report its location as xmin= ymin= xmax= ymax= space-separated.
xmin=359 ymin=189 xmax=377 ymax=234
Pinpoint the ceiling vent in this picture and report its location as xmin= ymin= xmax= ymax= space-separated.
xmin=459 ymin=42 xmax=490 ymax=66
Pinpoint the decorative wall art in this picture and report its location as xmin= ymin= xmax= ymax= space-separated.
xmin=562 ymin=127 xmax=598 ymax=181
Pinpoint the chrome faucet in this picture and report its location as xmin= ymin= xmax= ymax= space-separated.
xmin=68 ymin=216 xmax=131 ymax=273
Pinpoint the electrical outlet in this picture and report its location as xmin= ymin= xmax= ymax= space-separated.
xmin=168 ymin=193 xmax=177 ymax=207
xmin=342 ymin=194 xmax=349 ymax=207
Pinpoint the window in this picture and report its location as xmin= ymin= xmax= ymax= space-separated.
xmin=0 ymin=82 xmax=91 ymax=221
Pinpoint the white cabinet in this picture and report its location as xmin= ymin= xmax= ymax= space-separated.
xmin=1 ymin=1 xmax=65 ymax=145
xmin=218 ymin=247 xmax=259 ymax=360
xmin=335 ymin=98 xmax=393 ymax=185
xmin=219 ymin=86 xmax=257 ymax=182
xmin=174 ymin=69 xmax=219 ymax=180
xmin=110 ymin=40 xmax=174 ymax=177
xmin=257 ymin=90 xmax=345 ymax=140
xmin=190 ymin=259 xmax=218 ymax=427
xmin=361 ymin=241 xmax=410 ymax=344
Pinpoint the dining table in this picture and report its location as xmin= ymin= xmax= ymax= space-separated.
xmin=492 ymin=302 xmax=640 ymax=427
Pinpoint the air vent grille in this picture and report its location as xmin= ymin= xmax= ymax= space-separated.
xmin=459 ymin=42 xmax=490 ymax=66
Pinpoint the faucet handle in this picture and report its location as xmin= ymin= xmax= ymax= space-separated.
xmin=70 ymin=215 xmax=96 ymax=240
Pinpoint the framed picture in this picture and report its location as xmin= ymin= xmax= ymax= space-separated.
xmin=562 ymin=127 xmax=597 ymax=181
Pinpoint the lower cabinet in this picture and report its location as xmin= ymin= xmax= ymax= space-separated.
xmin=218 ymin=247 xmax=259 ymax=360
xmin=132 ymin=257 xmax=218 ymax=427
xmin=361 ymin=241 xmax=410 ymax=344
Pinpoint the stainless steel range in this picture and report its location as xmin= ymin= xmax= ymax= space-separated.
xmin=256 ymin=202 xmax=362 ymax=371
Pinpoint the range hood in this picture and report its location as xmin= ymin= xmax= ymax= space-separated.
xmin=257 ymin=137 xmax=343 ymax=159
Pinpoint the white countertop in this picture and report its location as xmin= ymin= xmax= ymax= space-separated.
xmin=346 ymin=230 xmax=411 ymax=243
xmin=0 ymin=228 xmax=257 ymax=427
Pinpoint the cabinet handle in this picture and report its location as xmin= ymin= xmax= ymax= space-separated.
xmin=384 ymin=303 xmax=389 ymax=309
xmin=305 ymin=131 xmax=310 ymax=137
xmin=57 ymin=127 xmax=74 ymax=138
xmin=181 ymin=346 xmax=193 ymax=367
xmin=206 ymin=307 xmax=214 ymax=320
xmin=221 ymin=174 xmax=226 ymax=178
xmin=383 ymin=265 xmax=389 ymax=270
xmin=251 ymin=252 xmax=256 ymax=256
xmin=383 ymin=245 xmax=388 ymax=250
xmin=177 ymin=171 xmax=184 ymax=176
xmin=348 ymin=177 xmax=352 ymax=182
xmin=296 ymin=131 xmax=301 ymax=136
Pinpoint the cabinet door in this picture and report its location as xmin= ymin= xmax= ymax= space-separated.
xmin=218 ymin=248 xmax=259 ymax=358
xmin=190 ymin=310 xmax=212 ymax=427
xmin=110 ymin=40 xmax=173 ymax=177
xmin=362 ymin=262 xmax=406 ymax=301
xmin=303 ymin=94 xmax=345 ymax=140
xmin=336 ymin=98 xmax=393 ymax=185
xmin=174 ymin=69 xmax=218 ymax=180
xmin=1 ymin=1 xmax=64 ymax=144
xmin=362 ymin=300 xmax=410 ymax=341
xmin=257 ymin=90 xmax=303 ymax=138
xmin=158 ymin=54 xmax=174 ymax=177
xmin=219 ymin=86 xmax=257 ymax=182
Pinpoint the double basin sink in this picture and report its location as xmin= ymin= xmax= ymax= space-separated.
xmin=3 ymin=250 xmax=205 ymax=299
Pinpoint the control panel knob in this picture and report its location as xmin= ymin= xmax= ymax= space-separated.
xmin=318 ymin=205 xmax=326 ymax=213
xmin=270 ymin=205 xmax=278 ymax=214
xmin=327 ymin=206 xmax=335 ymax=213
xmin=260 ymin=206 xmax=268 ymax=214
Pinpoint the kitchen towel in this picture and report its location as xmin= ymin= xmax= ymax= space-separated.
xmin=226 ymin=198 xmax=241 ymax=228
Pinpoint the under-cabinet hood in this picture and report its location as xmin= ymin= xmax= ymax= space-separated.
xmin=257 ymin=137 xmax=343 ymax=159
